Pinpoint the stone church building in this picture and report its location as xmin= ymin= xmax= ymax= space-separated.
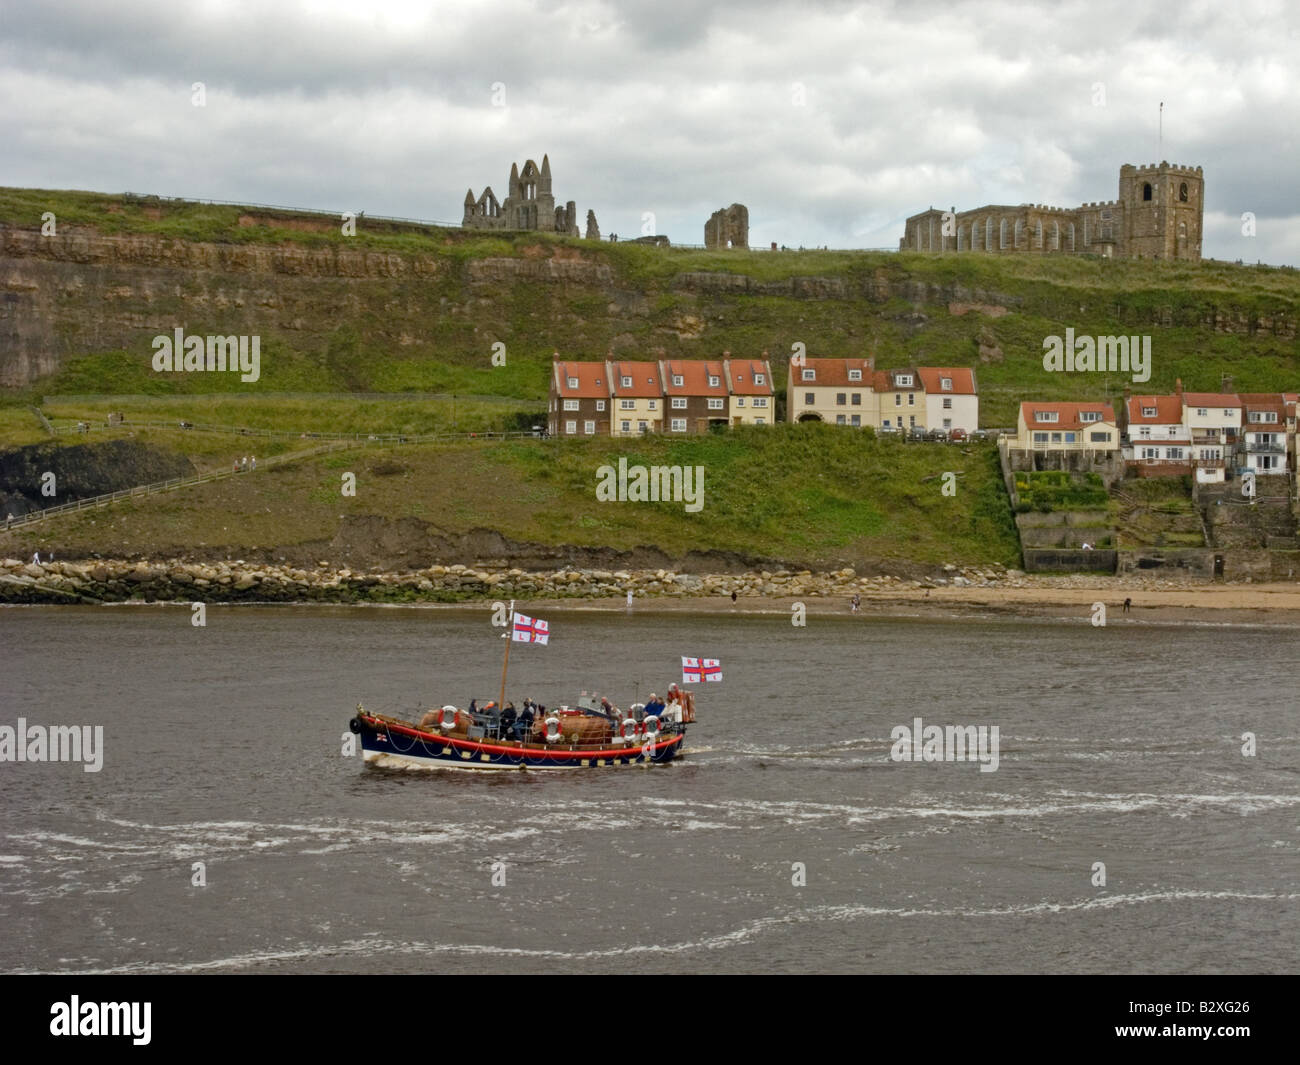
xmin=900 ymin=162 xmax=1204 ymax=261
xmin=462 ymin=154 xmax=589 ymax=237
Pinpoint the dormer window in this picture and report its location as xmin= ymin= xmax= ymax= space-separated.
xmin=621 ymin=376 xmax=632 ymax=388
xmin=707 ymin=375 xmax=719 ymax=387
xmin=1141 ymin=406 xmax=1157 ymax=418
xmin=848 ymin=369 xmax=862 ymax=381
xmin=896 ymin=374 xmax=913 ymax=387
xmin=672 ymin=375 xmax=684 ymax=387
xmin=1035 ymin=411 xmax=1059 ymax=423
xmin=567 ymin=377 xmax=578 ymax=389
xmin=941 ymin=377 xmax=952 ymax=391
xmin=754 ymin=373 xmax=765 ymax=385
xmin=802 ymin=369 xmax=815 ymax=381
xmin=1080 ymin=411 xmax=1101 ymax=423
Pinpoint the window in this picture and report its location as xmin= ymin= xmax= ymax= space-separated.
xmin=1033 ymin=432 xmax=1048 ymax=443
xmin=908 ymin=393 xmax=915 ymax=406
xmin=1179 ymin=182 xmax=1188 ymax=202
xmin=567 ymin=377 xmax=578 ymax=388
xmin=836 ymin=393 xmax=847 ymax=406
xmin=1051 ymin=432 xmax=1063 ymax=443
xmin=672 ymin=375 xmax=684 ymax=387
xmin=735 ymin=398 xmax=745 ymax=407
xmin=1142 ymin=406 xmax=1157 ymax=417
xmin=1196 ymin=408 xmax=1208 ymax=417
xmin=1141 ymin=447 xmax=1159 ymax=459
xmin=1202 ymin=448 xmax=1221 ymax=460
xmin=836 ymin=414 xmax=846 ymax=425
xmin=895 ymin=394 xmax=902 ymax=406
xmin=1142 ymin=183 xmax=1152 ymax=201
xmin=848 ymin=369 xmax=862 ymax=381
xmin=1248 ymin=411 xmax=1277 ymax=423
xmin=671 ymin=397 xmax=687 ymax=409
xmin=620 ymin=399 xmax=635 ymax=410
xmin=1064 ymin=432 xmax=1076 ymax=443
xmin=851 ymin=415 xmax=861 ymax=426
xmin=1035 ymin=411 xmax=1058 ymax=423
xmin=1139 ymin=427 xmax=1151 ymax=438
xmin=595 ymin=400 xmax=606 ymax=412
xmin=753 ymin=398 xmax=768 ymax=408
xmin=620 ymin=420 xmax=631 ymax=433
xmin=1168 ymin=426 xmax=1180 ymax=438
xmin=801 ymin=369 xmax=815 ymax=381
xmin=621 ymin=376 xmax=632 ymax=387
xmin=852 ymin=393 xmax=862 ymax=406
xmin=1223 ymin=409 xmax=1233 ymax=417
xmin=909 ymin=416 xmax=916 ymax=427
xmin=941 ymin=377 xmax=952 ymax=391
xmin=671 ymin=418 xmax=686 ymax=432
xmin=804 ymin=393 xmax=815 ymax=405
xmin=883 ymin=419 xmax=891 ymax=428
xmin=565 ymin=420 xmax=576 ymax=434
xmin=647 ymin=400 xmax=657 ymax=410
xmin=942 ymin=398 xmax=952 ymax=409
xmin=754 ymin=374 xmax=765 ymax=385
xmin=1080 ymin=411 xmax=1101 ymax=423
xmin=943 ymin=418 xmax=952 ymax=429
xmin=1090 ymin=431 xmax=1110 ymax=443
xmin=896 ymin=374 xmax=913 ymax=387
xmin=755 ymin=417 xmax=767 ymax=426
xmin=708 ymin=375 xmax=720 ymax=387
xmin=1166 ymin=448 xmax=1184 ymax=460
xmin=637 ymin=421 xmax=648 ymax=433
xmin=584 ymin=421 xmax=595 ymax=435
xmin=563 ymin=399 xmax=579 ymax=411
xmin=707 ymin=398 xmax=724 ymax=410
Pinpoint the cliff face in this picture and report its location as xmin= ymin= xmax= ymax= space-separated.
xmin=0 ymin=217 xmax=1295 ymax=392
xmin=0 ymin=439 xmax=195 ymax=516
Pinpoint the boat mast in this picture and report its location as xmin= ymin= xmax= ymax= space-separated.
xmin=498 ymin=598 xmax=514 ymax=712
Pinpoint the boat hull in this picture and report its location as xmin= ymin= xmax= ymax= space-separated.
xmin=350 ymin=712 xmax=685 ymax=771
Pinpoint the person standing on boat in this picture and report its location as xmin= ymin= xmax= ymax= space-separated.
xmin=517 ymin=702 xmax=535 ymax=740
xmin=644 ymin=693 xmax=665 ymax=719
xmin=500 ymin=702 xmax=517 ymax=739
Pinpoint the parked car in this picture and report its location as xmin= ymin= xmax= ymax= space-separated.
xmin=969 ymin=429 xmax=989 ymax=442
xmin=926 ymin=428 xmax=948 ymax=442
xmin=878 ymin=425 xmax=902 ymax=436
xmin=907 ymin=426 xmax=928 ymax=442
xmin=949 ymin=428 xmax=968 ymax=442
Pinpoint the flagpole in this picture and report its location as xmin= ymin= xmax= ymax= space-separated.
xmin=498 ymin=599 xmax=514 ymax=713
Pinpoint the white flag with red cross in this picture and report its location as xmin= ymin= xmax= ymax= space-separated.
xmin=512 ymin=613 xmax=550 ymax=644
xmin=681 ymin=656 xmax=722 ymax=684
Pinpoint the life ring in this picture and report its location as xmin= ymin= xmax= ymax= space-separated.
xmin=620 ymin=717 xmax=639 ymax=741
xmin=544 ymin=716 xmax=562 ymax=743
xmin=438 ymin=706 xmax=458 ymax=730
xmin=642 ymin=715 xmax=660 ymax=736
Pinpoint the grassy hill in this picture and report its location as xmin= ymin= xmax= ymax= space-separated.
xmin=1 ymin=186 xmax=1297 ymax=431
xmin=0 ymin=425 xmax=1019 ymax=571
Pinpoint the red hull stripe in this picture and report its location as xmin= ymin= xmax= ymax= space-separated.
xmin=364 ymin=716 xmax=682 ymax=760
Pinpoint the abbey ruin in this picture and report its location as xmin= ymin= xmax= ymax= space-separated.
xmin=900 ymin=163 xmax=1204 ymax=261
xmin=705 ymin=204 xmax=749 ymax=249
xmin=462 ymin=154 xmax=592 ymax=237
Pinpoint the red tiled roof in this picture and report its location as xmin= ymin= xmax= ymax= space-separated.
xmin=1183 ymin=393 xmax=1243 ymax=408
xmin=1020 ymin=401 xmax=1115 ymax=431
xmin=1126 ymin=395 xmax=1184 ymax=424
xmin=725 ymin=358 xmax=773 ymax=395
xmin=789 ymin=357 xmax=872 ymax=388
xmin=874 ymin=367 xmax=921 ymax=392
xmin=553 ymin=360 xmax=608 ymax=399
xmin=662 ymin=360 xmax=727 ymax=396
xmin=917 ymin=367 xmax=977 ymax=395
xmin=608 ymin=361 xmax=662 ymax=397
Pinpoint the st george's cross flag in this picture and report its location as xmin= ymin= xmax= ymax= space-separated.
xmin=512 ymin=613 xmax=550 ymax=645
xmin=681 ymin=656 xmax=722 ymax=684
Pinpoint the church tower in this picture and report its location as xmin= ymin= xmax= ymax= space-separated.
xmin=1118 ymin=162 xmax=1203 ymax=261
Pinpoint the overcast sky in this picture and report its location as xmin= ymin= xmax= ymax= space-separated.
xmin=2 ymin=0 xmax=1296 ymax=264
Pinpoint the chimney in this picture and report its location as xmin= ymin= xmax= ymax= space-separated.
xmin=1175 ymin=377 xmax=1182 ymax=395
xmin=1222 ymin=374 xmax=1234 ymax=394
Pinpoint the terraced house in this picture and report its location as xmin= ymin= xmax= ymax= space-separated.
xmin=546 ymin=357 xmax=774 ymax=436
xmin=786 ymin=357 xmax=978 ymax=432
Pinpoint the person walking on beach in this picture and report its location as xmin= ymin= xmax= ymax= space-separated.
xmin=626 ymin=589 xmax=633 ymax=609
xmin=730 ymin=590 xmax=738 ymax=604
xmin=851 ymin=593 xmax=861 ymax=614
xmin=1122 ymin=597 xmax=1132 ymax=614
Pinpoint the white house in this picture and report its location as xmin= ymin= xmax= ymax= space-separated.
xmin=1181 ymin=392 xmax=1242 ymax=483
xmin=919 ymin=367 xmax=979 ymax=433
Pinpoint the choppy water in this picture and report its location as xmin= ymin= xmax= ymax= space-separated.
xmin=1 ymin=605 xmax=1296 ymax=973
